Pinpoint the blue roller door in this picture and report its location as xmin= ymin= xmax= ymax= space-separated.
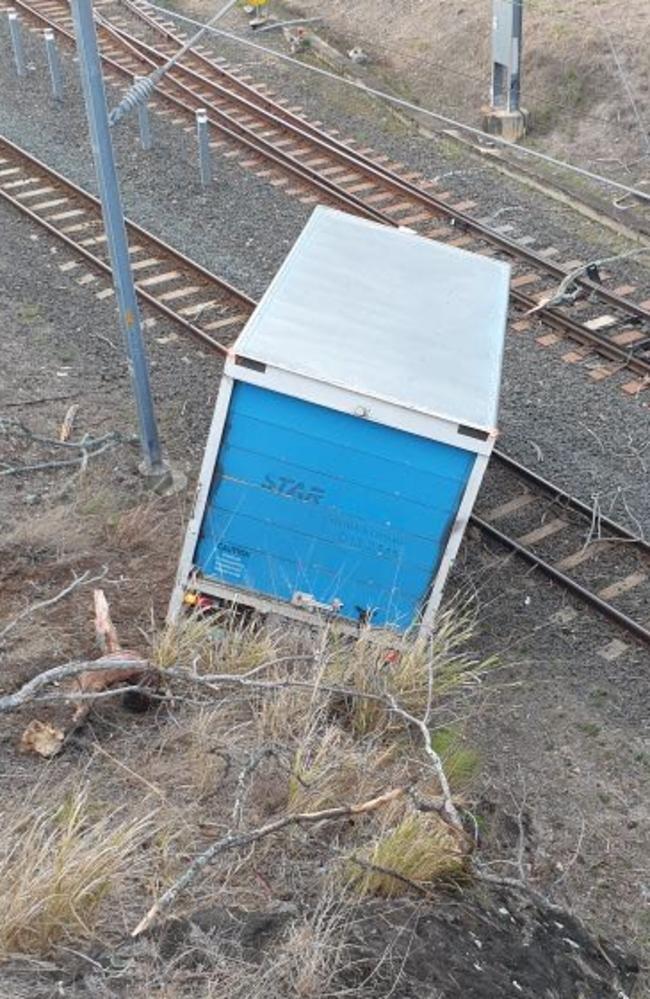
xmin=194 ymin=383 xmax=475 ymax=629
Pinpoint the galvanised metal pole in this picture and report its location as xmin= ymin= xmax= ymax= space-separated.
xmin=134 ymin=75 xmax=152 ymax=150
xmin=509 ymin=0 xmax=523 ymax=112
xmin=490 ymin=0 xmax=523 ymax=112
xmin=69 ymin=0 xmax=164 ymax=473
xmin=195 ymin=108 xmax=211 ymax=186
xmin=44 ymin=29 xmax=64 ymax=102
xmin=7 ymin=9 xmax=26 ymax=77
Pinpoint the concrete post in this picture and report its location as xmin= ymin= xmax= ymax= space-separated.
xmin=7 ymin=9 xmax=25 ymax=77
xmin=44 ymin=29 xmax=63 ymax=102
xmin=196 ymin=108 xmax=211 ymax=186
xmin=70 ymin=0 xmax=165 ymax=477
xmin=482 ymin=0 xmax=528 ymax=142
xmin=134 ymin=75 xmax=152 ymax=150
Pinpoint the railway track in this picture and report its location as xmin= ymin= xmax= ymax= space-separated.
xmin=7 ymin=0 xmax=650 ymax=396
xmin=1 ymin=131 xmax=648 ymax=646
xmin=0 ymin=134 xmax=253 ymax=352
xmin=473 ymin=451 xmax=650 ymax=646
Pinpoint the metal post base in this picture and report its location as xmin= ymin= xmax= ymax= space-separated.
xmin=481 ymin=106 xmax=529 ymax=142
xmin=138 ymin=459 xmax=187 ymax=495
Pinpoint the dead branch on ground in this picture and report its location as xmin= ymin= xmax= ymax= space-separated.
xmin=2 ymin=658 xmax=461 ymax=827
xmin=0 ymin=568 xmax=107 ymax=645
xmin=0 ymin=658 xmax=149 ymax=714
xmin=0 ymin=416 xmax=137 ymax=476
xmin=524 ymin=246 xmax=650 ymax=315
xmin=59 ymin=404 xmax=79 ymax=443
xmin=131 ymin=786 xmax=408 ymax=937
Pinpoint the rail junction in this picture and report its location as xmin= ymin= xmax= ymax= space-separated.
xmin=2 ymin=131 xmax=647 ymax=646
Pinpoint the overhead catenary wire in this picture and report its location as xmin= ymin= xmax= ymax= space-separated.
xmin=108 ymin=0 xmax=238 ymax=125
xmin=143 ymin=1 xmax=650 ymax=204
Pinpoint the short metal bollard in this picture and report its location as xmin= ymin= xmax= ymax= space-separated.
xmin=44 ymin=29 xmax=63 ymax=101
xmin=195 ymin=107 xmax=211 ymax=187
xmin=134 ymin=75 xmax=152 ymax=150
xmin=7 ymin=9 xmax=26 ymax=77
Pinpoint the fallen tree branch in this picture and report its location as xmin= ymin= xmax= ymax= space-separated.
xmin=524 ymin=246 xmax=650 ymax=315
xmin=131 ymin=786 xmax=408 ymax=937
xmin=1 ymin=659 xmax=460 ymax=828
xmin=0 ymin=657 xmax=150 ymax=713
xmin=0 ymin=568 xmax=107 ymax=645
xmin=0 ymin=435 xmax=136 ymax=476
xmin=0 ymin=417 xmax=138 ymax=476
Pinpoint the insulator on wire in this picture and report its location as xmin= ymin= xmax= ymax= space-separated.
xmin=108 ymin=69 xmax=162 ymax=126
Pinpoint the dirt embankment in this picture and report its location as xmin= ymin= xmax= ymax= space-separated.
xmin=281 ymin=0 xmax=650 ymax=181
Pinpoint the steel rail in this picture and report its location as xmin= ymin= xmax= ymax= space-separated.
xmin=3 ymin=133 xmax=647 ymax=645
xmin=4 ymin=4 xmax=649 ymax=640
xmin=11 ymin=0 xmax=650 ymax=379
xmin=509 ymin=289 xmax=650 ymax=377
xmin=8 ymin=0 xmax=393 ymax=225
xmin=492 ymin=448 xmax=650 ymax=552
xmin=0 ymin=134 xmax=253 ymax=353
xmin=472 ymin=515 xmax=650 ymax=646
xmin=91 ymin=9 xmax=650 ymax=378
xmin=120 ymin=0 xmax=650 ymax=326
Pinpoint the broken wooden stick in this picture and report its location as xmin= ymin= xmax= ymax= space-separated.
xmin=94 ymin=588 xmax=120 ymax=655
xmin=131 ymin=786 xmax=408 ymax=937
xmin=14 ymin=590 xmax=155 ymax=754
xmin=59 ymin=404 xmax=79 ymax=443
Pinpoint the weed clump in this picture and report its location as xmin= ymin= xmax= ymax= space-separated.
xmin=0 ymin=787 xmax=151 ymax=957
xmin=350 ymin=809 xmax=467 ymax=897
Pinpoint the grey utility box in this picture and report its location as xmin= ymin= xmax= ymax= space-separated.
xmin=171 ymin=206 xmax=510 ymax=634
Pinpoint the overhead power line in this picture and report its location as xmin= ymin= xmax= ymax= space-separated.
xmin=144 ymin=2 xmax=650 ymax=204
xmin=108 ymin=0 xmax=238 ymax=125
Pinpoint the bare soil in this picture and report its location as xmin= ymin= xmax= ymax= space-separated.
xmin=279 ymin=0 xmax=650 ymax=184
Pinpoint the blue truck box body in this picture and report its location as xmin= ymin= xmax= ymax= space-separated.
xmin=172 ymin=206 xmax=509 ymax=633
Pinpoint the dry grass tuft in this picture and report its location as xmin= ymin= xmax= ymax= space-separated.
xmin=254 ymin=686 xmax=312 ymax=743
xmin=151 ymin=613 xmax=216 ymax=670
xmin=351 ymin=808 xmax=467 ymax=897
xmin=288 ymin=725 xmax=378 ymax=812
xmin=108 ymin=500 xmax=165 ymax=551
xmin=0 ymin=787 xmax=152 ymax=957
xmin=151 ymin=610 xmax=281 ymax=675
xmin=325 ymin=603 xmax=495 ymax=734
xmin=201 ymin=887 xmax=351 ymax=999
xmin=212 ymin=612 xmax=283 ymax=675
xmin=267 ymin=893 xmax=350 ymax=999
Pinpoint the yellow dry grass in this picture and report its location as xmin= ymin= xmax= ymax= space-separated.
xmin=151 ymin=612 xmax=216 ymax=670
xmin=351 ymin=808 xmax=467 ymax=897
xmin=288 ymin=725 xmax=378 ymax=812
xmin=0 ymin=787 xmax=152 ymax=957
xmin=109 ymin=499 xmax=165 ymax=550
xmin=324 ymin=603 xmax=495 ymax=735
